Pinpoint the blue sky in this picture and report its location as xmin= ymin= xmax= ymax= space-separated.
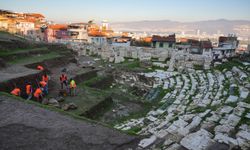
xmin=1 ymin=0 xmax=250 ymax=22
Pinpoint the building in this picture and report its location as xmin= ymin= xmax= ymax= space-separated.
xmin=25 ymin=13 xmax=45 ymax=23
xmin=44 ymin=24 xmax=68 ymax=43
xmin=88 ymin=36 xmax=107 ymax=45
xmin=15 ymin=19 xmax=35 ymax=35
xmin=213 ymin=35 xmax=239 ymax=60
xmin=68 ymin=23 xmax=88 ymax=42
xmin=151 ymin=34 xmax=176 ymax=49
xmin=0 ymin=15 xmax=9 ymax=30
xmin=88 ymin=31 xmax=107 ymax=45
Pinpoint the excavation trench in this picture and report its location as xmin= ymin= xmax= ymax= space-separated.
xmin=0 ymin=71 xmax=45 ymax=98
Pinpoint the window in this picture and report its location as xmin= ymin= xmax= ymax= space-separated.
xmin=159 ymin=42 xmax=164 ymax=48
xmin=169 ymin=43 xmax=173 ymax=48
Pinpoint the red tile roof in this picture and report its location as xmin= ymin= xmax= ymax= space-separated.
xmin=48 ymin=24 xmax=68 ymax=30
xmin=152 ymin=34 xmax=176 ymax=42
xmin=26 ymin=13 xmax=45 ymax=18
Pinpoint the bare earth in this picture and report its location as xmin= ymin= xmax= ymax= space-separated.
xmin=0 ymin=95 xmax=139 ymax=150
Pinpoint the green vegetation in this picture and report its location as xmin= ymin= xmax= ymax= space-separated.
xmin=214 ymin=59 xmax=244 ymax=71
xmin=126 ymin=126 xmax=142 ymax=135
xmin=8 ymin=52 xmax=61 ymax=65
xmin=0 ymin=47 xmax=49 ymax=56
xmin=193 ymin=64 xmax=204 ymax=70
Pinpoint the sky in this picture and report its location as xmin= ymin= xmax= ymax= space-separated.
xmin=1 ymin=0 xmax=250 ymax=23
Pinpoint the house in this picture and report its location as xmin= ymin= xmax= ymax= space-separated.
xmin=186 ymin=39 xmax=199 ymax=54
xmin=15 ymin=19 xmax=35 ymax=35
xmin=0 ymin=15 xmax=9 ymax=30
xmin=213 ymin=35 xmax=239 ymax=60
xmin=25 ymin=13 xmax=45 ymax=22
xmin=200 ymin=40 xmax=213 ymax=56
xmin=151 ymin=34 xmax=176 ymax=49
xmin=68 ymin=23 xmax=88 ymax=42
xmin=44 ymin=24 xmax=68 ymax=43
xmin=87 ymin=26 xmax=107 ymax=45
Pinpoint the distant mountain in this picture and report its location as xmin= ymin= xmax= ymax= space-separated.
xmin=111 ymin=19 xmax=250 ymax=37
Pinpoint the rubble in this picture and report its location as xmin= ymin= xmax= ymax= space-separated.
xmin=180 ymin=129 xmax=214 ymax=150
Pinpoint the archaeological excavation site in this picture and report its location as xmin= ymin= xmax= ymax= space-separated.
xmin=0 ymin=29 xmax=250 ymax=150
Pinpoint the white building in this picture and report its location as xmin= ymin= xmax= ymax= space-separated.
xmin=88 ymin=36 xmax=107 ymax=45
xmin=16 ymin=20 xmax=35 ymax=35
xmin=68 ymin=23 xmax=88 ymax=42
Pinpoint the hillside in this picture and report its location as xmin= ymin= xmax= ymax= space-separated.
xmin=111 ymin=19 xmax=250 ymax=37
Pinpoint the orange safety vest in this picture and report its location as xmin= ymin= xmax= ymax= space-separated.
xmin=42 ymin=75 xmax=49 ymax=82
xmin=60 ymin=74 xmax=67 ymax=82
xmin=34 ymin=88 xmax=42 ymax=98
xmin=26 ymin=84 xmax=32 ymax=95
xmin=40 ymin=81 xmax=47 ymax=87
xmin=11 ymin=88 xmax=21 ymax=96
xmin=37 ymin=65 xmax=44 ymax=70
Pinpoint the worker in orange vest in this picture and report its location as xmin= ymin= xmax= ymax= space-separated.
xmin=26 ymin=82 xmax=33 ymax=100
xmin=60 ymin=73 xmax=68 ymax=89
xmin=34 ymin=87 xmax=43 ymax=102
xmin=37 ymin=65 xmax=44 ymax=71
xmin=40 ymin=80 xmax=48 ymax=95
xmin=69 ymin=78 xmax=77 ymax=96
xmin=42 ymin=73 xmax=49 ymax=83
xmin=42 ymin=73 xmax=49 ymax=92
xmin=11 ymin=87 xmax=21 ymax=96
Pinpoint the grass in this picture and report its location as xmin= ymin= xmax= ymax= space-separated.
xmin=194 ymin=64 xmax=204 ymax=70
xmin=214 ymin=59 xmax=244 ymax=71
xmin=126 ymin=126 xmax=142 ymax=135
xmin=82 ymin=76 xmax=106 ymax=87
xmin=0 ymin=47 xmax=49 ymax=56
xmin=8 ymin=52 xmax=61 ymax=65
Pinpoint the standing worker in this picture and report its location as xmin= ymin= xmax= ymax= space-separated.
xmin=11 ymin=87 xmax=21 ymax=96
xmin=26 ymin=82 xmax=33 ymax=100
xmin=60 ymin=73 xmax=68 ymax=89
xmin=34 ymin=87 xmax=43 ymax=102
xmin=69 ymin=78 xmax=77 ymax=96
xmin=40 ymin=80 xmax=48 ymax=95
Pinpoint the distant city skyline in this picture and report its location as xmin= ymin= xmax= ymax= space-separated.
xmin=1 ymin=0 xmax=250 ymax=23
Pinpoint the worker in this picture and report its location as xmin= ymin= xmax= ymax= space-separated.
xmin=40 ymin=80 xmax=48 ymax=95
xmin=34 ymin=87 xmax=43 ymax=102
xmin=11 ymin=87 xmax=21 ymax=96
xmin=42 ymin=73 xmax=49 ymax=83
xmin=37 ymin=65 xmax=44 ymax=71
xmin=26 ymin=82 xmax=33 ymax=100
xmin=60 ymin=73 xmax=68 ymax=89
xmin=69 ymin=78 xmax=77 ymax=96
xmin=42 ymin=73 xmax=49 ymax=90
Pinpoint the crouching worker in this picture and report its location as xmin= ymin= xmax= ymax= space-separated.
xmin=70 ymin=78 xmax=76 ymax=96
xmin=34 ymin=87 xmax=43 ymax=102
xmin=42 ymin=73 xmax=49 ymax=85
xmin=11 ymin=87 xmax=21 ymax=96
xmin=40 ymin=80 xmax=48 ymax=95
xmin=26 ymin=82 xmax=33 ymax=100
